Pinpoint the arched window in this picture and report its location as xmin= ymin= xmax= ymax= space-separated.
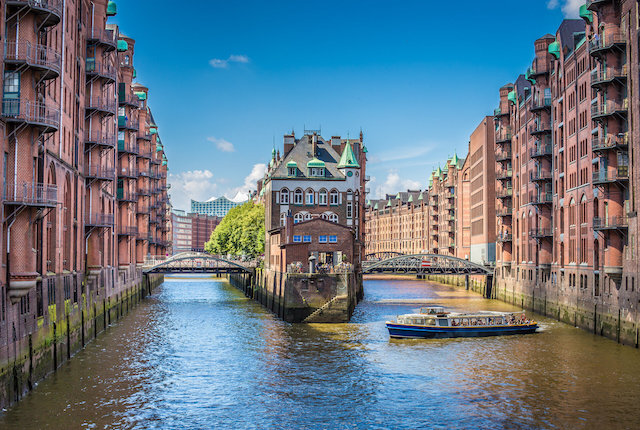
xmin=569 ymin=198 xmax=576 ymax=225
xmin=304 ymin=212 xmax=312 ymax=221
xmin=330 ymin=189 xmax=339 ymax=205
xmin=347 ymin=189 xmax=353 ymax=199
xmin=324 ymin=212 xmax=338 ymax=223
xmin=280 ymin=188 xmax=289 ymax=204
xmin=305 ymin=188 xmax=314 ymax=205
xmin=280 ymin=212 xmax=287 ymax=226
xmin=294 ymin=188 xmax=303 ymax=205
xmin=124 ymin=55 xmax=130 ymax=66
xmin=318 ymin=189 xmax=328 ymax=206
xmin=580 ymin=194 xmax=587 ymax=224
xmin=294 ymin=212 xmax=304 ymax=224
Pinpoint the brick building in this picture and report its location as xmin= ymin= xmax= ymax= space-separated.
xmin=492 ymin=2 xmax=640 ymax=344
xmin=0 ymin=0 xmax=171 ymax=397
xmin=170 ymin=210 xmax=219 ymax=253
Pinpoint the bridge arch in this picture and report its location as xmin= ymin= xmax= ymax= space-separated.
xmin=362 ymin=253 xmax=491 ymax=275
xmin=144 ymin=252 xmax=254 ymax=274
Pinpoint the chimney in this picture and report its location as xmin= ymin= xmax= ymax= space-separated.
xmin=285 ymin=210 xmax=293 ymax=244
xmin=312 ymin=133 xmax=318 ymax=157
xmin=283 ymin=134 xmax=295 ymax=156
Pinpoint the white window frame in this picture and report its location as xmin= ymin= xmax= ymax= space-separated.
xmin=305 ymin=189 xmax=314 ymax=205
xmin=280 ymin=212 xmax=286 ymax=226
xmin=294 ymin=213 xmax=304 ymax=224
xmin=329 ymin=235 xmax=338 ymax=243
xmin=319 ymin=189 xmax=328 ymax=206
xmin=303 ymin=235 xmax=312 ymax=243
xmin=330 ymin=189 xmax=339 ymax=205
xmin=293 ymin=235 xmax=302 ymax=242
xmin=347 ymin=201 xmax=353 ymax=219
xmin=280 ymin=188 xmax=289 ymax=204
xmin=319 ymin=235 xmax=327 ymax=243
xmin=294 ymin=188 xmax=303 ymax=205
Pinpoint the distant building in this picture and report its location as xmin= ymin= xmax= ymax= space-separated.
xmin=191 ymin=196 xmax=244 ymax=218
xmin=171 ymin=210 xmax=220 ymax=254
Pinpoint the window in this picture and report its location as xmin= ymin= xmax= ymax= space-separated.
xmin=305 ymin=189 xmax=314 ymax=205
xmin=330 ymin=189 xmax=339 ymax=205
xmin=294 ymin=188 xmax=303 ymax=205
xmin=2 ymin=72 xmax=20 ymax=115
xmin=293 ymin=235 xmax=302 ymax=242
xmin=319 ymin=189 xmax=328 ymax=205
xmin=319 ymin=235 xmax=327 ymax=243
xmin=310 ymin=167 xmax=324 ymax=177
xmin=304 ymin=212 xmax=311 ymax=221
xmin=280 ymin=212 xmax=286 ymax=226
xmin=322 ymin=212 xmax=338 ymax=223
xmin=124 ymin=55 xmax=130 ymax=65
xmin=347 ymin=202 xmax=353 ymax=219
xmin=294 ymin=213 xmax=304 ymax=224
xmin=303 ymin=235 xmax=311 ymax=243
xmin=280 ymin=188 xmax=289 ymax=204
xmin=288 ymin=167 xmax=296 ymax=177
xmin=329 ymin=235 xmax=338 ymax=243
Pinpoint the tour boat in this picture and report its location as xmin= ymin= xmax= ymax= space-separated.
xmin=386 ymin=306 xmax=538 ymax=339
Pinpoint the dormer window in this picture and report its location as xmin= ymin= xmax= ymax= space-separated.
xmin=310 ymin=167 xmax=325 ymax=177
xmin=286 ymin=160 xmax=298 ymax=177
xmin=307 ymin=158 xmax=325 ymax=177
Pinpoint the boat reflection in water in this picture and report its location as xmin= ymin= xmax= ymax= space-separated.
xmin=386 ymin=306 xmax=539 ymax=339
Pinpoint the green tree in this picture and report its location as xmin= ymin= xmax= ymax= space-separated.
xmin=204 ymin=201 xmax=265 ymax=258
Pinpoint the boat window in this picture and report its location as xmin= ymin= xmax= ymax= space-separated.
xmin=437 ymin=318 xmax=449 ymax=327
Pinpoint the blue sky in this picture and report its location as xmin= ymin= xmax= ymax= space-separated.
xmin=112 ymin=0 xmax=582 ymax=210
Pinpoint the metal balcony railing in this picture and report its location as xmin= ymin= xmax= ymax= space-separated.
xmin=87 ymin=28 xmax=117 ymax=50
xmin=86 ymin=213 xmax=114 ymax=227
xmin=591 ymin=100 xmax=627 ymax=118
xmin=531 ymin=97 xmax=552 ymax=110
xmin=530 ymin=170 xmax=552 ymax=182
xmin=593 ymin=216 xmax=628 ymax=230
xmin=530 ymin=228 xmax=553 ymax=238
xmin=85 ymin=132 xmax=116 ymax=148
xmin=118 ymin=116 xmax=139 ymax=130
xmin=497 ymin=207 xmax=512 ymax=217
xmin=3 ymin=182 xmax=58 ymax=206
xmin=590 ymin=67 xmax=627 ymax=86
xmin=138 ymin=151 xmax=153 ymax=159
xmin=4 ymin=40 xmax=62 ymax=78
xmin=116 ymin=189 xmax=137 ymax=201
xmin=591 ymin=134 xmax=628 ymax=152
xmin=86 ymin=165 xmax=116 ymax=180
xmin=85 ymin=58 xmax=117 ymax=81
xmin=7 ymin=0 xmax=63 ymax=19
xmin=530 ymin=143 xmax=552 ymax=158
xmin=117 ymin=166 xmax=138 ymax=178
xmin=117 ymin=140 xmax=139 ymax=155
xmin=592 ymin=167 xmax=629 ymax=184
xmin=589 ymin=32 xmax=627 ymax=54
xmin=118 ymin=226 xmax=139 ymax=236
xmin=497 ymin=188 xmax=513 ymax=199
xmin=496 ymin=150 xmax=512 ymax=162
xmin=497 ymin=233 xmax=513 ymax=242
xmin=85 ymin=96 xmax=116 ymax=114
xmin=497 ymin=169 xmax=513 ymax=180
xmin=137 ymin=131 xmax=152 ymax=140
xmin=496 ymin=129 xmax=512 ymax=143
xmin=1 ymin=99 xmax=60 ymax=130
xmin=530 ymin=192 xmax=553 ymax=205
xmin=530 ymin=122 xmax=551 ymax=134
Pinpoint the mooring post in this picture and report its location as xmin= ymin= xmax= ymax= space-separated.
xmin=465 ymin=275 xmax=469 ymax=291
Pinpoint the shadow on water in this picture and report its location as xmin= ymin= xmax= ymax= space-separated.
xmin=1 ymin=275 xmax=640 ymax=429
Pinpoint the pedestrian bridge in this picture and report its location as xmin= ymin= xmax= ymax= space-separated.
xmin=143 ymin=252 xmax=256 ymax=274
xmin=362 ymin=253 xmax=491 ymax=275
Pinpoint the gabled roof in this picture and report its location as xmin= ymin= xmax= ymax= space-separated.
xmin=269 ymin=134 xmax=347 ymax=180
xmin=337 ymin=142 xmax=360 ymax=168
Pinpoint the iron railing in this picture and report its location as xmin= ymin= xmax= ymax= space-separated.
xmin=530 ymin=192 xmax=553 ymax=204
xmin=85 ymin=96 xmax=116 ymax=114
xmin=117 ymin=141 xmax=139 ymax=154
xmin=591 ymin=100 xmax=627 ymax=118
xmin=530 ymin=143 xmax=552 ymax=158
xmin=86 ymin=213 xmax=114 ymax=227
xmin=87 ymin=28 xmax=116 ymax=49
xmin=7 ymin=0 xmax=63 ymax=17
xmin=593 ymin=216 xmax=627 ymax=230
xmin=85 ymin=58 xmax=117 ymax=81
xmin=4 ymin=40 xmax=62 ymax=76
xmin=592 ymin=167 xmax=629 ymax=183
xmin=85 ymin=132 xmax=116 ymax=148
xmin=86 ymin=165 xmax=115 ymax=180
xmin=3 ymin=182 xmax=58 ymax=206
xmin=589 ymin=32 xmax=627 ymax=53
xmin=1 ymin=99 xmax=60 ymax=129
xmin=118 ymin=226 xmax=139 ymax=236
xmin=591 ymin=134 xmax=628 ymax=151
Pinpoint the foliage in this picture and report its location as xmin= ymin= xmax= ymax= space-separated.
xmin=204 ymin=201 xmax=265 ymax=258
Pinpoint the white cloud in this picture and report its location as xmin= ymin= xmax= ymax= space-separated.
xmin=547 ymin=0 xmax=581 ymax=17
xmin=207 ymin=136 xmax=235 ymax=152
xmin=226 ymin=163 xmax=267 ymax=202
xmin=168 ymin=169 xmax=219 ymax=211
xmin=368 ymin=144 xmax=435 ymax=165
xmin=209 ymin=54 xmax=250 ymax=69
xmin=370 ymin=171 xmax=422 ymax=200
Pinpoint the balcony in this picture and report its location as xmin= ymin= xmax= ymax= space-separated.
xmin=137 ymin=205 xmax=150 ymax=215
xmin=591 ymin=100 xmax=627 ymax=120
xmin=589 ymin=32 xmax=627 ymax=56
xmin=495 ymin=130 xmax=512 ymax=144
xmin=496 ymin=233 xmax=512 ymax=243
xmin=591 ymin=134 xmax=628 ymax=152
xmin=86 ymin=213 xmax=114 ymax=228
xmin=530 ymin=97 xmax=552 ymax=112
xmin=496 ymin=168 xmax=513 ymax=181
xmin=530 ymin=170 xmax=552 ymax=182
xmin=530 ymin=122 xmax=551 ymax=135
xmin=86 ymin=165 xmax=115 ymax=181
xmin=85 ymin=132 xmax=116 ymax=149
xmin=85 ymin=97 xmax=116 ymax=116
xmin=591 ymin=67 xmax=627 ymax=89
xmin=497 ymin=188 xmax=513 ymax=199
xmin=497 ymin=207 xmax=512 ymax=217
xmin=527 ymin=64 xmax=549 ymax=78
xmin=7 ymin=1 xmax=63 ymax=25
xmin=592 ymin=167 xmax=629 ymax=185
xmin=117 ymin=167 xmax=137 ymax=179
xmin=3 ymin=182 xmax=57 ymax=207
xmin=593 ymin=216 xmax=628 ymax=231
xmin=1 ymin=99 xmax=60 ymax=132
xmin=138 ymin=151 xmax=153 ymax=159
xmin=118 ymin=116 xmax=139 ymax=131
xmin=493 ymin=107 xmax=509 ymax=118
xmin=85 ymin=59 xmax=117 ymax=82
xmin=496 ymin=150 xmax=512 ymax=162
xmin=87 ymin=28 xmax=117 ymax=51
xmin=586 ymin=0 xmax=611 ymax=10
xmin=118 ymin=140 xmax=139 ymax=155
xmin=150 ymin=157 xmax=162 ymax=165
xmin=4 ymin=40 xmax=62 ymax=80
xmin=530 ymin=143 xmax=552 ymax=158
xmin=530 ymin=228 xmax=553 ymax=239
xmin=530 ymin=192 xmax=553 ymax=205
xmin=116 ymin=189 xmax=137 ymax=202
xmin=118 ymin=226 xmax=139 ymax=236
xmin=119 ymin=92 xmax=141 ymax=108
xmin=137 ymin=131 xmax=152 ymax=141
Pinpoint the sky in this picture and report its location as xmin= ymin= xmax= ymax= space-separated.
xmin=111 ymin=0 xmax=583 ymax=211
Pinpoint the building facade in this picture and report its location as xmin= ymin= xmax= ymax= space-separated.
xmin=0 ymin=0 xmax=171 ymax=405
xmin=191 ymin=196 xmax=244 ymax=218
xmin=493 ymin=2 xmax=640 ymax=345
xmin=171 ymin=210 xmax=220 ymax=253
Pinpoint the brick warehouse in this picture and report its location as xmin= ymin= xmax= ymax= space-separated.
xmin=0 ymin=0 xmax=170 ymax=406
xmin=493 ymin=1 xmax=640 ymax=345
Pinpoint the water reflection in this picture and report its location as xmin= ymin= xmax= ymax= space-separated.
xmin=1 ymin=275 xmax=640 ymax=429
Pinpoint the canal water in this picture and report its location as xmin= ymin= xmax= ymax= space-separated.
xmin=2 ymin=276 xmax=640 ymax=429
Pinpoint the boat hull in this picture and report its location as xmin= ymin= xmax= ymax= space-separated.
xmin=386 ymin=323 xmax=538 ymax=339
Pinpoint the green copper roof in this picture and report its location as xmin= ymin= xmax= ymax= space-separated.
xmin=525 ymin=68 xmax=536 ymax=84
xmin=396 ymin=193 xmax=401 ymax=200
xmin=451 ymin=152 xmax=460 ymax=167
xmin=117 ymin=40 xmax=128 ymax=52
xmin=418 ymin=191 xmax=424 ymax=200
xmin=507 ymin=90 xmax=517 ymax=105
xmin=133 ymin=69 xmax=136 ymax=79
xmin=386 ymin=199 xmax=392 ymax=207
xmin=579 ymin=5 xmax=592 ymax=23
xmin=162 ymin=160 xmax=167 ymax=166
xmin=373 ymin=202 xmax=379 ymax=210
xmin=134 ymin=91 xmax=146 ymax=101
xmin=337 ymin=142 xmax=360 ymax=168
xmin=428 ymin=178 xmax=433 ymax=187
xmin=271 ymin=147 xmax=276 ymax=157
xmin=150 ymin=127 xmax=158 ymax=134
xmin=408 ymin=195 xmax=414 ymax=203
xmin=435 ymin=166 xmax=443 ymax=178
xmin=548 ymin=41 xmax=560 ymax=59
xmin=106 ymin=1 xmax=117 ymax=16
xmin=362 ymin=146 xmax=368 ymax=153
xmin=156 ymin=143 xmax=162 ymax=152
xmin=307 ymin=158 xmax=325 ymax=168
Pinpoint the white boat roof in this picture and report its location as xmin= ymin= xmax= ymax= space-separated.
xmin=400 ymin=310 xmax=524 ymax=319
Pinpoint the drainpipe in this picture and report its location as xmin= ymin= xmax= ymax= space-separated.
xmin=58 ymin=0 xmax=67 ymax=158
xmin=6 ymin=217 xmax=16 ymax=287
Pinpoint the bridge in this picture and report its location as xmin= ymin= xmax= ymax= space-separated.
xmin=362 ymin=253 xmax=491 ymax=275
xmin=143 ymin=252 xmax=256 ymax=274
